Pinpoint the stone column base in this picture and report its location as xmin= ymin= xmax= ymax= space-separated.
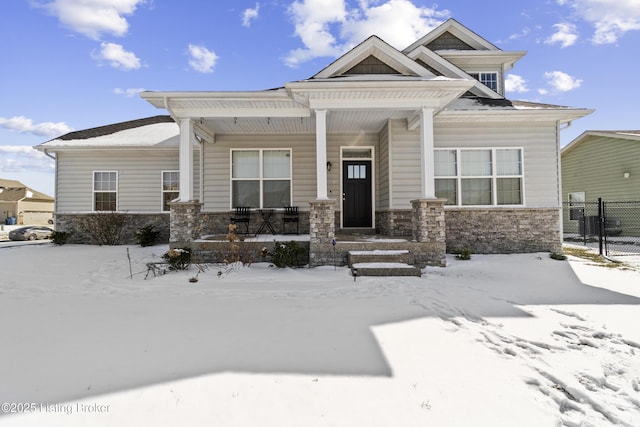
xmin=309 ymin=199 xmax=337 ymax=267
xmin=169 ymin=201 xmax=202 ymax=243
xmin=411 ymin=198 xmax=446 ymax=266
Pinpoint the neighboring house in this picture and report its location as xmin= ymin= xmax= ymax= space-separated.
xmin=37 ymin=19 xmax=592 ymax=266
xmin=561 ymin=130 xmax=640 ymax=236
xmin=0 ymin=179 xmax=54 ymax=225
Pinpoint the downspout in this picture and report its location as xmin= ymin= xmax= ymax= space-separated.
xmin=43 ymin=149 xmax=59 ymax=217
xmin=556 ymin=120 xmax=564 ymax=242
xmin=199 ymin=137 xmax=204 ymax=203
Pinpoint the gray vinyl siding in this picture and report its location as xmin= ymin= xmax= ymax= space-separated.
xmin=378 ymin=122 xmax=390 ymax=210
xmin=55 ymin=149 xmax=202 ymax=212
xmin=562 ymin=136 xmax=640 ymax=202
xmin=388 ymin=120 xmax=422 ymax=208
xmin=202 ymin=133 xmax=378 ymax=212
xmin=386 ymin=119 xmax=560 ymax=208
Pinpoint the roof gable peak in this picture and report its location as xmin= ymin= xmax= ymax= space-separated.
xmin=403 ymin=18 xmax=499 ymax=54
xmin=312 ymin=35 xmax=434 ymax=79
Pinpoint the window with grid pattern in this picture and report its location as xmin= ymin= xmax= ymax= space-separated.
xmin=93 ymin=171 xmax=117 ymax=211
xmin=231 ymin=149 xmax=292 ymax=208
xmin=435 ymin=148 xmax=523 ymax=206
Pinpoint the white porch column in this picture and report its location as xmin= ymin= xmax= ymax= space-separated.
xmin=179 ymin=118 xmax=194 ymax=201
xmin=419 ymin=108 xmax=436 ymax=198
xmin=314 ymin=109 xmax=329 ymax=200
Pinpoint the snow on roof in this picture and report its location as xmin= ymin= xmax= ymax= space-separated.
xmin=447 ymin=97 xmax=579 ymax=111
xmin=40 ymin=116 xmax=179 ymax=149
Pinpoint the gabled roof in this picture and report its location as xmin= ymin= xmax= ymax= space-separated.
xmin=402 ymin=18 xmax=499 ymax=53
xmin=36 ymin=115 xmax=179 ymax=150
xmin=312 ymin=36 xmax=435 ymax=79
xmin=562 ymin=130 xmax=640 ymax=155
xmin=0 ymin=179 xmax=53 ymax=202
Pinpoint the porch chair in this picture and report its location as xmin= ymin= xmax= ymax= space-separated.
xmin=231 ymin=207 xmax=251 ymax=234
xmin=282 ymin=206 xmax=299 ymax=234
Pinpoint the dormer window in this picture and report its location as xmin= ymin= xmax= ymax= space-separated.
xmin=469 ymin=72 xmax=498 ymax=92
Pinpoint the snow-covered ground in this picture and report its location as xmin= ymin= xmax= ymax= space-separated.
xmin=0 ymin=243 xmax=639 ymax=427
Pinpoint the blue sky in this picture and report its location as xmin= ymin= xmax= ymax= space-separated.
xmin=2 ymin=0 xmax=639 ymax=196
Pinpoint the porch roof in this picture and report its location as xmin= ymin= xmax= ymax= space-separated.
xmin=141 ymin=77 xmax=475 ymax=134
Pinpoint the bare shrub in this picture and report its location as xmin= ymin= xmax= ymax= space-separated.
xmin=76 ymin=212 xmax=128 ymax=245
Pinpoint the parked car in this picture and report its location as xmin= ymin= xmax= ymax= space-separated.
xmin=8 ymin=226 xmax=54 ymax=241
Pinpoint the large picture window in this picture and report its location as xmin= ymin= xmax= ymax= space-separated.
xmin=93 ymin=171 xmax=117 ymax=211
xmin=231 ymin=149 xmax=291 ymax=208
xmin=435 ymin=148 xmax=523 ymax=206
xmin=162 ymin=171 xmax=179 ymax=211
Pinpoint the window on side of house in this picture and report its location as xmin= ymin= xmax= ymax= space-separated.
xmin=469 ymin=72 xmax=498 ymax=92
xmin=568 ymin=191 xmax=585 ymax=220
xmin=231 ymin=149 xmax=291 ymax=208
xmin=93 ymin=171 xmax=117 ymax=211
xmin=162 ymin=171 xmax=179 ymax=212
xmin=435 ymin=148 xmax=523 ymax=206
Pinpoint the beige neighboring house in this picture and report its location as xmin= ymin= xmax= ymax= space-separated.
xmin=0 ymin=179 xmax=54 ymax=225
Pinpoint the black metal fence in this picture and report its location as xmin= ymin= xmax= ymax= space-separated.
xmin=562 ymin=198 xmax=640 ymax=256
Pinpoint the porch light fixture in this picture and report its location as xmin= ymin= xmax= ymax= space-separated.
xmin=623 ymin=172 xmax=630 ymax=179
xmin=326 ymin=161 xmax=332 ymax=171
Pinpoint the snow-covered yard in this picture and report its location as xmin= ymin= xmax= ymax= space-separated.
xmin=0 ymin=243 xmax=639 ymax=426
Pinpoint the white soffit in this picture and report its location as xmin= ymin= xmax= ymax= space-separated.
xmin=141 ymin=90 xmax=310 ymax=118
xmin=437 ymin=50 xmax=526 ymax=71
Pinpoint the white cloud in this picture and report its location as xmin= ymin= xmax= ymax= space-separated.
xmin=545 ymin=22 xmax=579 ymax=47
xmin=505 ymin=75 xmax=529 ymax=93
xmin=242 ymin=3 xmax=260 ymax=27
xmin=188 ymin=44 xmax=218 ymax=73
xmin=0 ymin=116 xmax=73 ymax=138
xmin=37 ymin=0 xmax=148 ymax=40
xmin=0 ymin=146 xmax=55 ymax=174
xmin=92 ymin=42 xmax=141 ymax=70
xmin=562 ymin=0 xmax=640 ymax=44
xmin=285 ymin=0 xmax=449 ymax=67
xmin=543 ymin=71 xmax=583 ymax=92
xmin=114 ymin=87 xmax=145 ymax=98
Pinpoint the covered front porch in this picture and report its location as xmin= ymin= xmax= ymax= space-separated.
xmin=141 ymin=67 xmax=475 ymax=268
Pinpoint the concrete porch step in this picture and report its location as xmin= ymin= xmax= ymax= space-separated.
xmin=351 ymin=262 xmax=422 ymax=277
xmin=348 ymin=250 xmax=421 ymax=277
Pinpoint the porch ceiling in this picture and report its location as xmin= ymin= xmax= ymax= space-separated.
xmin=202 ymin=109 xmax=413 ymax=134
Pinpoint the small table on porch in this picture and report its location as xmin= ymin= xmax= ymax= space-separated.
xmin=254 ymin=209 xmax=276 ymax=236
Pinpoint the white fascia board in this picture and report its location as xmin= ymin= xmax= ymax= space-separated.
xmin=168 ymin=107 xmax=311 ymax=118
xmin=34 ymin=145 xmax=179 ymax=152
xmin=308 ymin=98 xmax=443 ymax=110
xmin=437 ymin=108 xmax=594 ymax=123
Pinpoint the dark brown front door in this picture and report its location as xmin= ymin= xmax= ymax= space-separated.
xmin=342 ymin=160 xmax=372 ymax=228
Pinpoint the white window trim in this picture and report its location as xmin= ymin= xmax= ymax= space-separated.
xmin=469 ymin=71 xmax=499 ymax=93
xmin=229 ymin=148 xmax=293 ymax=209
xmin=161 ymin=170 xmax=179 ymax=212
xmin=92 ymin=170 xmax=118 ymax=212
xmin=435 ymin=147 xmax=525 ymax=207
